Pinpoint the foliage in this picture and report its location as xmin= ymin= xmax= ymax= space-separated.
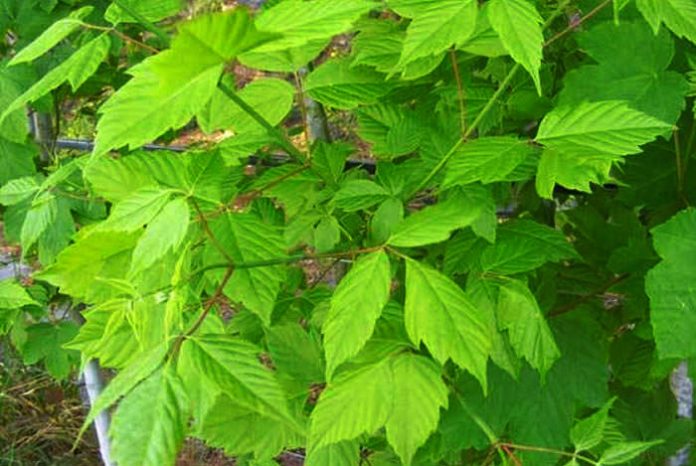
xmin=1 ymin=0 xmax=695 ymax=464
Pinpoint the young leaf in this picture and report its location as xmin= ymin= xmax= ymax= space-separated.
xmin=182 ymin=335 xmax=297 ymax=428
xmin=443 ymin=136 xmax=538 ymax=187
xmin=105 ymin=0 xmax=181 ymax=24
xmin=323 ymin=250 xmax=391 ymax=378
xmin=385 ymin=353 xmax=448 ymax=466
xmin=597 ymin=440 xmax=663 ymax=465
xmin=0 ymin=176 xmax=39 ymax=206
xmin=397 ymin=0 xmax=477 ymax=68
xmin=305 ymin=58 xmax=395 ymax=109
xmin=9 ymin=6 xmax=93 ymax=65
xmin=0 ymin=35 xmax=110 ymax=123
xmin=79 ymin=343 xmax=168 ymax=440
xmin=488 ymin=0 xmax=544 ymax=93
xmin=637 ymin=0 xmax=696 ymax=45
xmin=496 ymin=279 xmax=560 ymax=377
xmin=130 ymin=197 xmax=190 ymax=275
xmin=0 ymin=280 xmax=38 ymax=308
xmin=198 ymin=78 xmax=295 ymax=134
xmin=404 ymin=259 xmax=491 ymax=389
xmin=94 ymin=10 xmax=272 ymax=156
xmin=388 ymin=191 xmax=482 ymax=247
xmin=305 ymin=440 xmax=360 ymax=466
xmin=37 ymin=230 xmax=139 ymax=303
xmin=110 ymin=366 xmax=189 ymax=466
xmin=536 ymin=101 xmax=672 ymax=156
xmin=332 ymin=180 xmax=390 ymax=212
xmin=197 ymin=394 xmax=303 ymax=459
xmin=571 ymin=397 xmax=616 ymax=452
xmin=207 ymin=213 xmax=287 ymax=325
xmin=99 ymin=187 xmax=172 ymax=232
xmin=645 ymin=208 xmax=696 ymax=359
xmin=310 ymin=359 xmax=393 ymax=451
xmin=251 ymin=0 xmax=373 ymax=52
xmin=477 ymin=219 xmax=578 ymax=274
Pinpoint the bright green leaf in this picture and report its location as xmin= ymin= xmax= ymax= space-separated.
xmin=110 ymin=366 xmax=189 ymax=466
xmin=571 ymin=398 xmax=616 ymax=452
xmin=323 ymin=251 xmax=391 ymax=378
xmin=130 ymin=197 xmax=189 ymax=275
xmin=496 ymin=279 xmax=560 ymax=377
xmin=598 ymin=440 xmax=663 ymax=465
xmin=645 ymin=208 xmax=696 ymax=359
xmin=404 ymin=259 xmax=490 ymax=389
xmin=385 ymin=353 xmax=448 ymax=466
xmin=333 ymin=180 xmax=390 ymax=212
xmin=488 ymin=0 xmax=544 ymax=93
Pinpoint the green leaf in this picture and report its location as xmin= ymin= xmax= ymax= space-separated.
xmin=0 ymin=280 xmax=37 ymax=308
xmin=443 ymin=136 xmax=538 ymax=187
xmin=559 ymin=21 xmax=687 ymax=125
xmin=637 ymin=0 xmax=696 ymax=45
xmin=93 ymin=59 xmax=219 ymax=156
xmin=488 ymin=0 xmax=544 ymax=93
xmin=198 ymin=78 xmax=295 ymax=134
xmin=645 ymin=208 xmax=696 ymax=359
xmin=130 ymin=197 xmax=190 ymax=275
xmin=21 ymin=322 xmax=78 ymax=379
xmin=536 ymin=101 xmax=671 ymax=156
xmin=305 ymin=440 xmax=360 ymax=466
xmin=0 ymin=139 xmax=37 ymax=185
xmin=404 ymin=259 xmax=490 ymax=389
xmin=251 ymin=0 xmax=373 ymax=52
xmin=207 ymin=213 xmax=287 ymax=325
xmin=497 ymin=279 xmax=560 ymax=377
xmin=197 ymin=394 xmax=303 ymax=459
xmin=571 ymin=398 xmax=616 ymax=452
xmin=105 ymin=0 xmax=181 ymax=24
xmin=535 ymin=148 xmax=617 ymax=198
xmin=397 ymin=0 xmax=477 ymax=68
xmin=333 ymin=180 xmax=390 ymax=212
xmin=0 ymin=64 xmax=33 ymax=143
xmin=110 ymin=366 xmax=189 ymax=466
xmin=385 ymin=354 xmax=448 ymax=466
xmin=94 ymin=10 xmax=272 ymax=156
xmin=20 ymin=192 xmax=58 ymax=256
xmin=0 ymin=176 xmax=39 ymax=205
xmin=310 ymin=359 xmax=392 ymax=450
xmin=1 ymin=35 xmax=110 ymax=123
xmin=79 ymin=343 xmax=168 ymax=439
xmin=266 ymin=323 xmax=325 ymax=384
xmin=99 ymin=187 xmax=171 ymax=232
xmin=388 ymin=191 xmax=482 ymax=247
xmin=598 ymin=440 xmax=663 ymax=465
xmin=37 ymin=230 xmax=139 ymax=302
xmin=306 ymin=58 xmax=395 ymax=109
xmin=9 ymin=6 xmax=92 ymax=65
xmin=477 ymin=219 xmax=578 ymax=274
xmin=323 ymin=251 xmax=391 ymax=378
xmin=182 ymin=335 xmax=300 ymax=432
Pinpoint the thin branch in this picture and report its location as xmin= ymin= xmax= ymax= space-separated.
xmin=112 ymin=0 xmax=171 ymax=45
xmin=217 ymin=82 xmax=308 ymax=163
xmin=184 ymin=266 xmax=234 ymax=337
xmin=549 ymin=273 xmax=629 ymax=317
xmin=496 ymin=442 xmax=598 ymax=465
xmin=449 ymin=49 xmax=467 ymax=136
xmin=191 ymin=198 xmax=234 ymax=264
xmin=543 ymin=0 xmax=612 ymax=47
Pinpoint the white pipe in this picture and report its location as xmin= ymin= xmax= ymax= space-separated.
xmin=81 ymin=358 xmax=115 ymax=466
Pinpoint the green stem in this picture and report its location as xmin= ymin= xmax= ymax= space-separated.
xmin=497 ymin=442 xmax=598 ymax=465
xmin=197 ymin=245 xmax=384 ymax=275
xmin=409 ymin=63 xmax=520 ymax=196
xmin=217 ymin=82 xmax=307 ymax=163
xmin=112 ymin=0 xmax=171 ymax=45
